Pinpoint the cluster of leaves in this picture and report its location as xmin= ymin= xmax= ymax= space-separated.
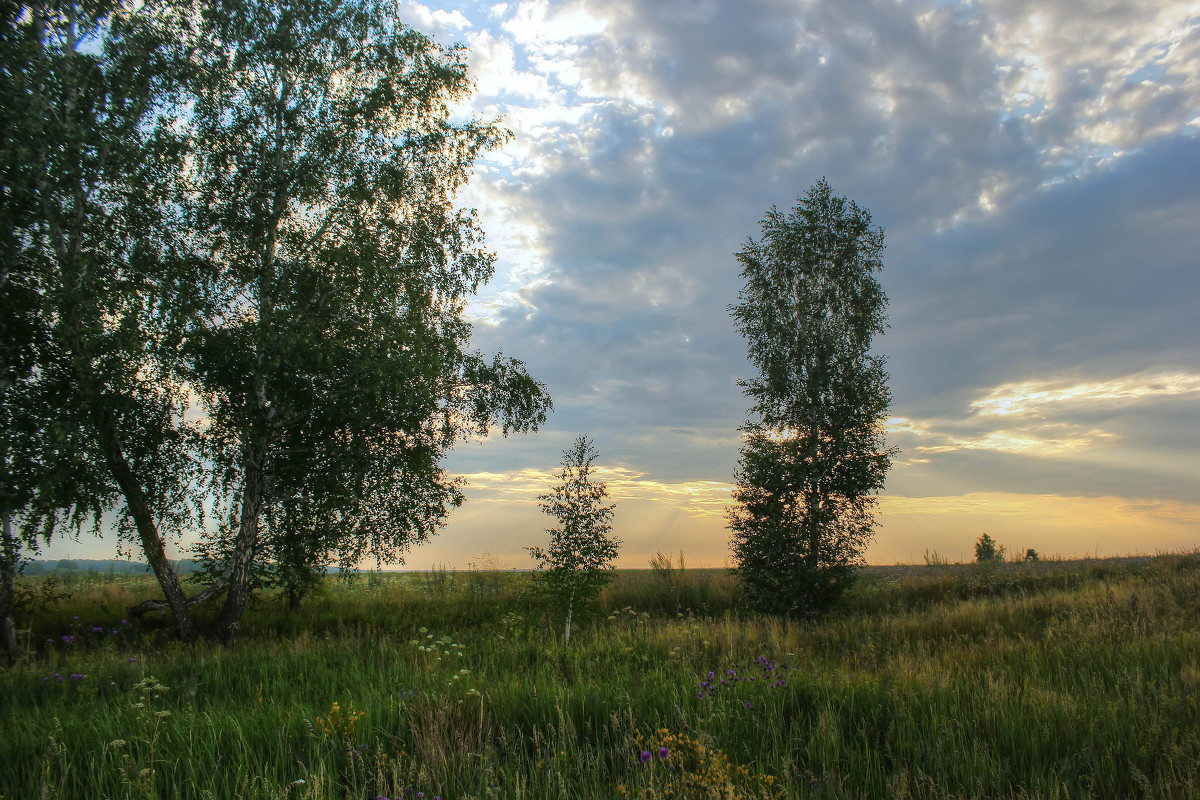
xmin=975 ymin=533 xmax=1007 ymax=563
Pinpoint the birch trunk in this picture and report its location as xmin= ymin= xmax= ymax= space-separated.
xmin=214 ymin=440 xmax=269 ymax=646
xmin=1 ymin=514 xmax=20 ymax=665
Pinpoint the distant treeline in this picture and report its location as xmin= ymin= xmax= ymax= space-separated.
xmin=20 ymin=559 xmax=201 ymax=576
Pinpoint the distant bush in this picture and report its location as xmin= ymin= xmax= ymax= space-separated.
xmin=923 ymin=549 xmax=951 ymax=567
xmin=648 ymin=550 xmax=686 ymax=583
xmin=974 ymin=533 xmax=1006 ymax=563
xmin=1024 ymin=548 xmax=1040 ymax=562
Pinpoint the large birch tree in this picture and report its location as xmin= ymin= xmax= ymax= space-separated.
xmin=2 ymin=1 xmax=205 ymax=645
xmin=180 ymin=0 xmax=551 ymax=643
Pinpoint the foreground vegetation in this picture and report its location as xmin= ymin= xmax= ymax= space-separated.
xmin=2 ymin=554 xmax=1198 ymax=799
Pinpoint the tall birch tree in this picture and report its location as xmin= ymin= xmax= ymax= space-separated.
xmin=1 ymin=1 xmax=204 ymax=644
xmin=728 ymin=179 xmax=896 ymax=617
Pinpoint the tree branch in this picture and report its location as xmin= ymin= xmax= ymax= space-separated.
xmin=127 ymin=565 xmax=230 ymax=617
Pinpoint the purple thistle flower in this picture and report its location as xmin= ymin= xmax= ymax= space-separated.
xmin=129 ymin=657 xmax=136 ymax=663
xmin=708 ymin=671 xmax=715 ymax=680
xmin=727 ymin=669 xmax=736 ymax=677
xmin=697 ymin=692 xmax=704 ymax=699
xmin=92 ymin=626 xmax=103 ymax=633
xmin=658 ymin=747 xmax=669 ymax=760
xmin=746 ymin=701 xmax=752 ymax=709
xmin=640 ymin=750 xmax=652 ymax=763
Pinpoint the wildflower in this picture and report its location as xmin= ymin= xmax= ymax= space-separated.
xmin=92 ymin=626 xmax=103 ymax=633
xmin=658 ymin=747 xmax=669 ymax=759
xmin=640 ymin=750 xmax=652 ymax=763
xmin=129 ymin=657 xmax=136 ymax=663
xmin=745 ymin=701 xmax=752 ymax=709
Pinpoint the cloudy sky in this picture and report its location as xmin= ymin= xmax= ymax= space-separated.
xmin=47 ymin=0 xmax=1200 ymax=569
xmin=420 ymin=0 xmax=1200 ymax=569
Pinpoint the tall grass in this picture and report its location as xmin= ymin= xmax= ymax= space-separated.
xmin=2 ymin=554 xmax=1198 ymax=798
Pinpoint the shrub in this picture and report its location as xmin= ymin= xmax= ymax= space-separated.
xmin=974 ymin=533 xmax=1006 ymax=563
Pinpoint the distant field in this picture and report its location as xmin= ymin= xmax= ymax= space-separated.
xmin=2 ymin=554 xmax=1197 ymax=798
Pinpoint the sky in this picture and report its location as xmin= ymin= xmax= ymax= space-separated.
xmin=45 ymin=0 xmax=1200 ymax=569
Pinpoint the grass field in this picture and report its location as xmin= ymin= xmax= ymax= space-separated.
xmin=2 ymin=554 xmax=1198 ymax=799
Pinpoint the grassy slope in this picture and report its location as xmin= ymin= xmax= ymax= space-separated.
xmin=1 ymin=555 xmax=1198 ymax=799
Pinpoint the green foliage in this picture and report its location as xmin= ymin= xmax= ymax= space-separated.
xmin=2 ymin=555 xmax=1198 ymax=798
xmin=2 ymin=0 xmax=205 ymax=644
xmin=2 ymin=1 xmax=551 ymax=644
xmin=1025 ymin=548 xmax=1040 ymax=562
xmin=729 ymin=179 xmax=895 ymax=618
xmin=975 ymin=532 xmax=1007 ymax=562
xmin=528 ymin=436 xmax=620 ymax=643
xmin=181 ymin=0 xmax=551 ymax=642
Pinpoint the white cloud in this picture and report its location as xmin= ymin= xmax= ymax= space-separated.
xmin=986 ymin=0 xmax=1200 ymax=178
xmin=401 ymin=2 xmax=472 ymax=37
xmin=501 ymin=0 xmax=607 ymax=46
xmin=971 ymin=372 xmax=1200 ymax=417
xmin=887 ymin=371 xmax=1200 ymax=458
xmin=459 ymin=466 xmax=731 ymax=517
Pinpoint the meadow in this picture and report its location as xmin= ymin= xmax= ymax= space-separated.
xmin=2 ymin=554 xmax=1198 ymax=799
